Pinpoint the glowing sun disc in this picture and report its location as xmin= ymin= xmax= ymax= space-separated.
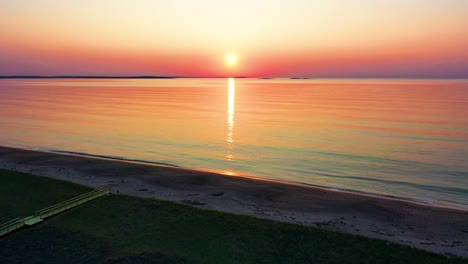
xmin=225 ymin=54 xmax=238 ymax=67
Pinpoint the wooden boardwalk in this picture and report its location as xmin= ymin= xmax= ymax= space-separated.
xmin=0 ymin=189 xmax=109 ymax=237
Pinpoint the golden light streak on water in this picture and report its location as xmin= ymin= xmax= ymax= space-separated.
xmin=224 ymin=78 xmax=236 ymax=175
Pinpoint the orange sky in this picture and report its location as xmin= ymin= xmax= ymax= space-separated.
xmin=1 ymin=1 xmax=467 ymax=77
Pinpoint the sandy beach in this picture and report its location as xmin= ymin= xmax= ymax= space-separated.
xmin=0 ymin=146 xmax=466 ymax=257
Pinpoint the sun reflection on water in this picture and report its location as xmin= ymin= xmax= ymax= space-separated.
xmin=224 ymin=78 xmax=236 ymax=175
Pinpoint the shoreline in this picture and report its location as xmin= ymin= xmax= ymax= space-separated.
xmin=13 ymin=145 xmax=467 ymax=211
xmin=0 ymin=146 xmax=467 ymax=257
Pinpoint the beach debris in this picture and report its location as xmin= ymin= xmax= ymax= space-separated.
xmin=181 ymin=199 xmax=206 ymax=206
xmin=378 ymin=232 xmax=395 ymax=237
xmin=210 ymin=192 xmax=224 ymax=197
xmin=139 ymin=188 xmax=148 ymax=191
xmin=420 ymin=242 xmax=435 ymax=245
xmin=441 ymin=244 xmax=454 ymax=248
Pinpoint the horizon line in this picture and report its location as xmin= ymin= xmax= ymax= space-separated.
xmin=0 ymin=75 xmax=467 ymax=80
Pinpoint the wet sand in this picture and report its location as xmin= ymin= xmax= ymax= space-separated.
xmin=0 ymin=146 xmax=466 ymax=257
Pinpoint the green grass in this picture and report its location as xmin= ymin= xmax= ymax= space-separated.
xmin=0 ymin=169 xmax=466 ymax=264
xmin=0 ymin=169 xmax=92 ymax=222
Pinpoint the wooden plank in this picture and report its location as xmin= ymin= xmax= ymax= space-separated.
xmin=23 ymin=216 xmax=43 ymax=226
xmin=0 ymin=189 xmax=109 ymax=237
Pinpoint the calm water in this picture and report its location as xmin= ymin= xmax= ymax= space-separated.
xmin=1 ymin=78 xmax=468 ymax=209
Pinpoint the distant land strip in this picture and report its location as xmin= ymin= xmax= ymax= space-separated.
xmin=0 ymin=76 xmax=251 ymax=79
xmin=0 ymin=76 xmax=180 ymax=79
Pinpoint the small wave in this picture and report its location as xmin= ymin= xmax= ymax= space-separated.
xmin=292 ymin=181 xmax=467 ymax=210
xmin=312 ymin=172 xmax=468 ymax=196
xmin=47 ymin=149 xmax=180 ymax=168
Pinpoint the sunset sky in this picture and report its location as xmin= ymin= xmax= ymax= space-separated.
xmin=1 ymin=0 xmax=467 ymax=77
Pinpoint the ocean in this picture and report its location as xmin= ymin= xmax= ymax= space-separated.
xmin=1 ymin=78 xmax=467 ymax=209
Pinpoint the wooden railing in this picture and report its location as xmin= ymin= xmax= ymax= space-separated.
xmin=0 ymin=217 xmax=25 ymax=237
xmin=0 ymin=189 xmax=109 ymax=237
xmin=35 ymin=189 xmax=108 ymax=219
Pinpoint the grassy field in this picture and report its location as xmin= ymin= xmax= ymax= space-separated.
xmin=0 ymin=169 xmax=466 ymax=264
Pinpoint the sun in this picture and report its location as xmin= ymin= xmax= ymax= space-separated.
xmin=225 ymin=54 xmax=238 ymax=67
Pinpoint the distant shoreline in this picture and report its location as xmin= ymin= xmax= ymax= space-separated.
xmin=0 ymin=76 xmax=247 ymax=79
xmin=0 ymin=145 xmax=467 ymax=257
xmin=0 ymin=76 xmax=181 ymax=79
